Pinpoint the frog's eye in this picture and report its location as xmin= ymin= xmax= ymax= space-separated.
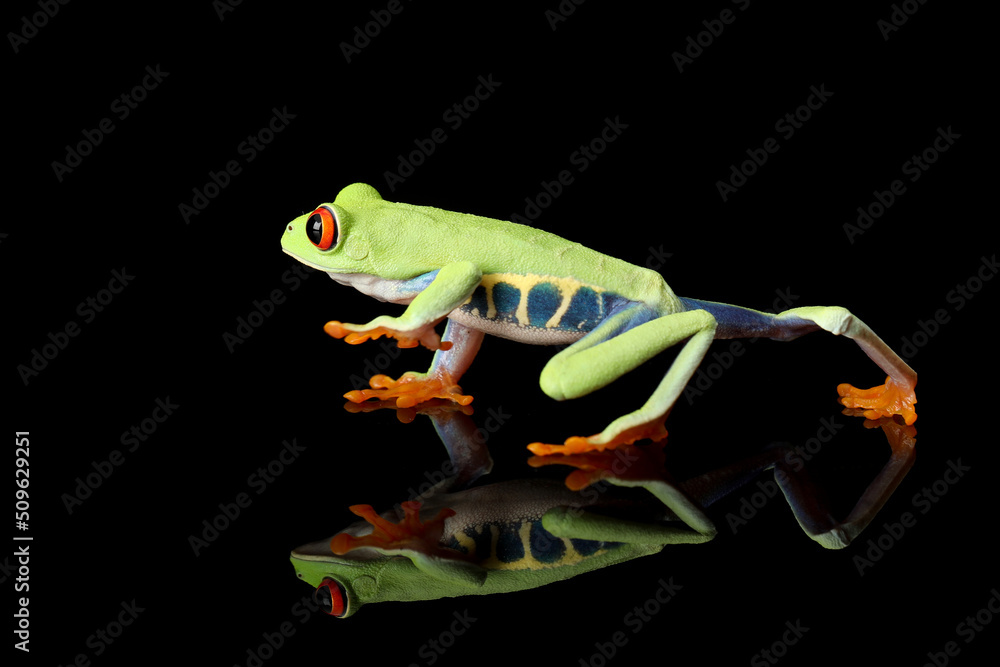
xmin=306 ymin=206 xmax=338 ymax=250
xmin=315 ymin=577 xmax=348 ymax=617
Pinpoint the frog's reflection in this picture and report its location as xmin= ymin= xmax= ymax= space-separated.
xmin=291 ymin=403 xmax=915 ymax=617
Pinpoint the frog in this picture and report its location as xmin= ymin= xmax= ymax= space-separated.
xmin=289 ymin=405 xmax=916 ymax=617
xmin=291 ymin=474 xmax=715 ymax=618
xmin=279 ymin=182 xmax=917 ymax=446
xmin=280 ymin=183 xmax=917 ymax=547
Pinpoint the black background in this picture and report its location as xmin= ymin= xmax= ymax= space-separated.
xmin=6 ymin=2 xmax=994 ymax=666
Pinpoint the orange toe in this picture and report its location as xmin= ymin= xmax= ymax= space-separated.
xmin=838 ymin=375 xmax=917 ymax=425
xmin=344 ymin=372 xmax=473 ymax=409
xmin=330 ymin=501 xmax=455 ymax=556
xmin=527 ymin=421 xmax=668 ymax=457
xmin=324 ymin=321 xmax=452 ymax=351
xmin=528 ymin=442 xmax=667 ymax=490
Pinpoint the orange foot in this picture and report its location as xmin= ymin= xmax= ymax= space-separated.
xmin=343 ymin=398 xmax=474 ymax=423
xmin=526 ymin=420 xmax=668 ymax=457
xmin=528 ymin=441 xmax=667 ymax=491
xmin=344 ymin=372 xmax=473 ymax=409
xmin=330 ymin=501 xmax=455 ymax=557
xmin=325 ymin=320 xmax=452 ymax=352
xmin=837 ymin=375 xmax=917 ymax=425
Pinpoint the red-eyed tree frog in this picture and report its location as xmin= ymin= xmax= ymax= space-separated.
xmin=290 ymin=407 xmax=916 ymax=617
xmin=280 ymin=183 xmax=917 ymax=433
xmin=280 ymin=184 xmax=917 ymax=543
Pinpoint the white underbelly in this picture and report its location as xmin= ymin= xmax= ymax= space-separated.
xmin=447 ymin=308 xmax=587 ymax=345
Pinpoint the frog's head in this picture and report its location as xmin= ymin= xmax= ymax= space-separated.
xmin=290 ymin=536 xmax=389 ymax=618
xmin=281 ymin=183 xmax=386 ymax=275
xmin=291 ymin=524 xmax=489 ymax=617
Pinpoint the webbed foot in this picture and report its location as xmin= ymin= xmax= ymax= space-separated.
xmin=528 ymin=441 xmax=667 ymax=490
xmin=343 ymin=398 xmax=474 ymax=423
xmin=330 ymin=501 xmax=455 ymax=557
xmin=837 ymin=375 xmax=917 ymax=425
xmin=344 ymin=372 xmax=473 ymax=409
xmin=526 ymin=420 xmax=667 ymax=457
xmin=325 ymin=320 xmax=452 ymax=352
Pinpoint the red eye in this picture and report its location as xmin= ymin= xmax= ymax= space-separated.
xmin=306 ymin=207 xmax=338 ymax=250
xmin=316 ymin=578 xmax=348 ymax=617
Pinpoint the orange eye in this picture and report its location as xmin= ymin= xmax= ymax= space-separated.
xmin=316 ymin=578 xmax=348 ymax=617
xmin=306 ymin=206 xmax=338 ymax=250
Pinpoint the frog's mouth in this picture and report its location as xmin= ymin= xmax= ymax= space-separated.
xmin=280 ymin=247 xmax=332 ymax=272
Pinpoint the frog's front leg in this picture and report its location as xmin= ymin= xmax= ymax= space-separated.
xmin=326 ymin=261 xmax=482 ymax=350
xmin=529 ymin=307 xmax=717 ymax=455
xmin=331 ymin=500 xmax=487 ymax=587
xmin=333 ymin=261 xmax=486 ymax=408
xmin=345 ymin=319 xmax=484 ymax=408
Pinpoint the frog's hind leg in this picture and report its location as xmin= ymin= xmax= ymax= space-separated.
xmin=540 ymin=442 xmax=810 ymax=546
xmin=775 ymin=306 xmax=917 ymax=425
xmin=681 ymin=299 xmax=917 ymax=424
xmin=675 ymin=298 xmax=919 ymax=548
xmin=528 ymin=305 xmax=718 ymax=455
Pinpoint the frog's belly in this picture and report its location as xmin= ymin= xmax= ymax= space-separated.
xmin=448 ymin=273 xmax=627 ymax=345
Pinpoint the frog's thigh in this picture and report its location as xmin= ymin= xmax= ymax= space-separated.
xmin=539 ymin=309 xmax=716 ymax=401
xmin=542 ymin=506 xmax=714 ymax=545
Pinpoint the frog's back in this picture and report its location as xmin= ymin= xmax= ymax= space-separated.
xmin=403 ymin=203 xmax=679 ymax=342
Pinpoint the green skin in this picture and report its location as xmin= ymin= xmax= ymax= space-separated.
xmin=289 ymin=408 xmax=784 ymax=618
xmin=280 ymin=183 xmax=916 ymax=444
xmin=288 ymin=408 xmax=915 ymax=617
xmin=282 ymin=184 xmax=919 ymax=613
xmin=289 ymin=478 xmax=713 ymax=618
